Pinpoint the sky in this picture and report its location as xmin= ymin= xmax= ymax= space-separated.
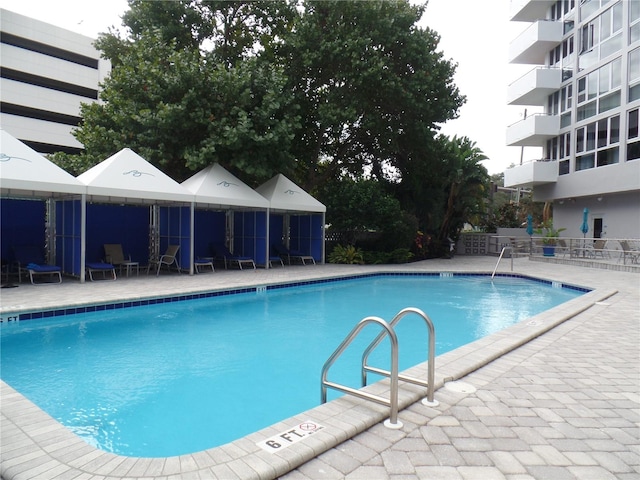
xmin=1 ymin=0 xmax=541 ymax=174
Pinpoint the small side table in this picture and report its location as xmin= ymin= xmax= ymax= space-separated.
xmin=120 ymin=261 xmax=139 ymax=277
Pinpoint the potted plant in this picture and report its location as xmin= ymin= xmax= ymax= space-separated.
xmin=535 ymin=219 xmax=566 ymax=257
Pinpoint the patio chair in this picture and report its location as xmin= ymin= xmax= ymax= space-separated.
xmin=12 ymin=245 xmax=62 ymax=285
xmin=619 ymin=240 xmax=640 ymax=264
xmin=209 ymin=243 xmax=255 ymax=270
xmin=272 ymin=243 xmax=316 ymax=265
xmin=104 ymin=244 xmax=139 ymax=276
xmin=194 ymin=258 xmax=215 ymax=274
xmin=147 ymin=245 xmax=181 ymax=276
xmin=86 ymin=262 xmax=117 ymax=281
xmin=590 ymin=239 xmax=610 ymax=259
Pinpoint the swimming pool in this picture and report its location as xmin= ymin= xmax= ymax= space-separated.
xmin=0 ymin=273 xmax=585 ymax=457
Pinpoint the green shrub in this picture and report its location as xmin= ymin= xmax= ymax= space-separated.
xmin=328 ymin=244 xmax=365 ymax=264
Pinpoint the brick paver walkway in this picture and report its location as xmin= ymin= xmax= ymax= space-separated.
xmin=1 ymin=258 xmax=638 ymax=479
xmin=283 ymin=270 xmax=639 ymax=480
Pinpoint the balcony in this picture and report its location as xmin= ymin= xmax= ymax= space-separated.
xmin=507 ymin=67 xmax=562 ymax=105
xmin=506 ymin=113 xmax=560 ymax=147
xmin=510 ymin=0 xmax=554 ymax=22
xmin=509 ymin=20 xmax=563 ymax=64
xmin=504 ymin=160 xmax=558 ymax=188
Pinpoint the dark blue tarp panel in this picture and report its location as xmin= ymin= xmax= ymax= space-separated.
xmin=233 ymin=211 xmax=267 ymax=266
xmin=310 ymin=214 xmax=324 ymax=261
xmin=0 ymin=198 xmax=46 ymax=264
xmin=290 ymin=214 xmax=323 ymax=261
xmin=159 ymin=206 xmax=191 ymax=269
xmin=268 ymin=214 xmax=284 ymax=256
xmin=56 ymin=199 xmax=82 ymax=275
xmin=86 ymin=203 xmax=149 ymax=266
xmin=194 ymin=210 xmax=226 ymax=258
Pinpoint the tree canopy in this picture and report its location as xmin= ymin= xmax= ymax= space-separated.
xmin=53 ymin=0 xmax=492 ymax=255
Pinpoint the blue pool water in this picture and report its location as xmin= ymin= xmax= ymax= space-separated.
xmin=0 ymin=274 xmax=584 ymax=457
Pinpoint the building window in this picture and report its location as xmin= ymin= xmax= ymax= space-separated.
xmin=576 ymin=58 xmax=622 ymax=120
xmin=579 ymin=2 xmax=623 ymax=68
xmin=575 ymin=114 xmax=620 ymax=170
xmin=630 ymin=0 xmax=640 ymax=44
xmin=629 ymin=108 xmax=640 ymax=161
xmin=546 ymin=132 xmax=571 ymax=164
xmin=629 ymin=48 xmax=640 ymax=102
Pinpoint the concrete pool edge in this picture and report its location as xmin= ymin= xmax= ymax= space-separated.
xmin=0 ymin=274 xmax=617 ymax=479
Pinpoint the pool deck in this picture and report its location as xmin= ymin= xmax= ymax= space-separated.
xmin=1 ymin=257 xmax=638 ymax=480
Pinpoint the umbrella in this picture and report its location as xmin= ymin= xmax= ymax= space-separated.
xmin=580 ymin=208 xmax=589 ymax=236
xmin=526 ymin=214 xmax=533 ymax=236
xmin=581 ymin=208 xmax=589 ymax=258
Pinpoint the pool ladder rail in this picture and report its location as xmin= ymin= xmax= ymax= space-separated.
xmin=320 ymin=307 xmax=439 ymax=430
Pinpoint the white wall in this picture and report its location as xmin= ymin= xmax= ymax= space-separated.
xmin=553 ymin=191 xmax=640 ymax=239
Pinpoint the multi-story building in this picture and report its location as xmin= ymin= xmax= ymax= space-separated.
xmin=505 ymin=0 xmax=640 ymax=239
xmin=0 ymin=9 xmax=110 ymax=155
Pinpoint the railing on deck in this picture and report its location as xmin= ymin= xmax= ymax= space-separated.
xmin=490 ymin=236 xmax=640 ymax=265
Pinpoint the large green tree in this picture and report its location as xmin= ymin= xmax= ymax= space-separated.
xmin=53 ymin=0 xmax=299 ymax=181
xmin=279 ymin=0 xmax=464 ymax=191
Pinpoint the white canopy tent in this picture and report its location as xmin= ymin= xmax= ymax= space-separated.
xmin=78 ymin=148 xmax=194 ymax=205
xmin=256 ymin=174 xmax=326 ymax=264
xmin=182 ymin=163 xmax=270 ymax=266
xmin=0 ymin=129 xmax=86 ymax=281
xmin=256 ymin=174 xmax=326 ymax=213
xmin=0 ymin=129 xmax=85 ymax=198
xmin=78 ymin=148 xmax=196 ymax=275
xmin=182 ymin=163 xmax=269 ymax=209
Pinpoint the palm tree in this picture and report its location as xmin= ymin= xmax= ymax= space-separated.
xmin=437 ymin=136 xmax=489 ymax=243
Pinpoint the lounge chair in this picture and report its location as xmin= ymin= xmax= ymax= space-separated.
xmin=104 ymin=244 xmax=139 ymax=276
xmin=272 ymin=243 xmax=316 ymax=265
xmin=12 ymin=245 xmax=62 ymax=285
xmin=147 ymin=245 xmax=181 ymax=276
xmin=194 ymin=258 xmax=215 ymax=273
xmin=86 ymin=262 xmax=116 ymax=281
xmin=209 ymin=243 xmax=255 ymax=270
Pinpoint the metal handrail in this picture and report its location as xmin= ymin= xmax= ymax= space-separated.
xmin=361 ymin=307 xmax=438 ymax=406
xmin=492 ymin=246 xmax=514 ymax=279
xmin=321 ymin=316 xmax=402 ymax=428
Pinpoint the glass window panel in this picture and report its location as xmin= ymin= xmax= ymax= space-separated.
xmin=577 ymin=100 xmax=597 ymax=120
xmin=599 ymin=65 xmax=609 ymax=94
xmin=561 ymin=112 xmax=572 ymax=128
xmin=597 ymin=119 xmax=608 ymax=148
xmin=597 ymin=147 xmax=619 ymax=166
xmin=601 ymin=8 xmax=611 ymax=39
xmin=610 ymin=115 xmax=619 ymax=143
xmin=632 ymin=0 xmax=640 ymax=22
xmin=628 ymin=142 xmax=640 ymax=161
xmin=629 ymin=109 xmax=639 ymax=139
xmin=631 ymin=23 xmax=640 ymax=44
xmin=630 ymin=83 xmax=640 ymax=102
xmin=565 ymin=132 xmax=571 ymax=156
xmin=559 ymin=160 xmax=570 ymax=175
xmin=576 ymin=127 xmax=585 ymax=152
xmin=600 ymin=33 xmax=621 ymax=58
xmin=588 ymin=71 xmax=598 ymax=99
xmin=578 ymin=77 xmax=587 ymax=103
xmin=612 ymin=58 xmax=621 ymax=88
xmin=598 ymin=91 xmax=620 ymax=113
xmin=586 ymin=123 xmax=596 ymax=150
xmin=612 ymin=2 xmax=622 ymax=32
xmin=576 ymin=153 xmax=595 ymax=171
xmin=630 ymin=49 xmax=640 ymax=83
